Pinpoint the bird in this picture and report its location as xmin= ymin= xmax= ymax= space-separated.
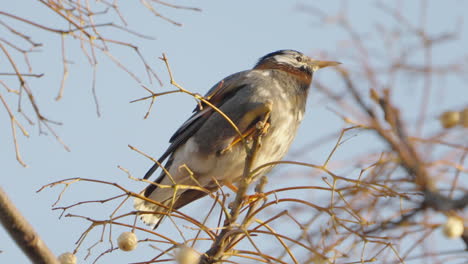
xmin=134 ymin=50 xmax=340 ymax=228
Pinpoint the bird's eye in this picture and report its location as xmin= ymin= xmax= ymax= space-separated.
xmin=296 ymin=56 xmax=302 ymax=62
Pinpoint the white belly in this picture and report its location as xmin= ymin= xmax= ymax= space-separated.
xmin=196 ymin=106 xmax=301 ymax=185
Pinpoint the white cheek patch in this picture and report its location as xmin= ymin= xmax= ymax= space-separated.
xmin=312 ymin=65 xmax=320 ymax=72
xmin=273 ymin=55 xmax=297 ymax=66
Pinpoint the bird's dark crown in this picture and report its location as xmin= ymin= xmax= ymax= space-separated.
xmin=254 ymin=50 xmax=313 ymax=87
xmin=256 ymin=50 xmax=303 ymax=64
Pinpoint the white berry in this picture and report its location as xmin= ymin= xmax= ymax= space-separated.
xmin=117 ymin=231 xmax=138 ymax=251
xmin=176 ymin=246 xmax=200 ymax=264
xmin=443 ymin=216 xmax=464 ymax=239
xmin=58 ymin=252 xmax=77 ymax=264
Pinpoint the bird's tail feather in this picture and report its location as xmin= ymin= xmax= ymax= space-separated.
xmin=133 ymin=183 xmax=218 ymax=229
xmin=133 ymin=195 xmax=171 ymax=229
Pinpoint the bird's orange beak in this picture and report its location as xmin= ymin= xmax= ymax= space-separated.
xmin=307 ymin=58 xmax=341 ymax=72
xmin=314 ymin=60 xmax=341 ymax=69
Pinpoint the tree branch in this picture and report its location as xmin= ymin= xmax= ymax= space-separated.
xmin=0 ymin=187 xmax=59 ymax=264
xmin=199 ymin=107 xmax=272 ymax=263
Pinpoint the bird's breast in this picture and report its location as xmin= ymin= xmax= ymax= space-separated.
xmin=259 ymin=100 xmax=303 ymax=158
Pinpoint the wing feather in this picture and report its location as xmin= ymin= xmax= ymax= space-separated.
xmin=143 ymin=70 xmax=250 ymax=180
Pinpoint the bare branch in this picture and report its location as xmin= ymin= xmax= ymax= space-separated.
xmin=0 ymin=187 xmax=59 ymax=264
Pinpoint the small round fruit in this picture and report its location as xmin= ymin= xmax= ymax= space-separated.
xmin=58 ymin=252 xmax=77 ymax=264
xmin=117 ymin=232 xmax=138 ymax=251
xmin=176 ymin=246 xmax=200 ymax=264
xmin=442 ymin=216 xmax=464 ymax=239
xmin=439 ymin=111 xmax=460 ymax=128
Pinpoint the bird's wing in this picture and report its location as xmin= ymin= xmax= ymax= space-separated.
xmin=143 ymin=70 xmax=252 ymax=180
xmin=137 ymin=69 xmax=275 ymax=228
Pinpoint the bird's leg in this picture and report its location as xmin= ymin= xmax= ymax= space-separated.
xmin=243 ymin=106 xmax=271 ymax=202
xmin=255 ymin=109 xmax=271 ymax=138
xmin=256 ymin=100 xmax=272 ymax=136
xmin=219 ymin=126 xmax=257 ymax=155
xmin=224 ymin=182 xmax=238 ymax=192
xmin=223 ymin=101 xmax=272 ymax=201
xmin=245 ymin=192 xmax=266 ymax=203
xmin=225 ymin=181 xmax=266 ymax=203
xmin=219 ymin=101 xmax=272 ymax=155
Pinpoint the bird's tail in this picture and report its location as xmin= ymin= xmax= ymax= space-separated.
xmin=133 ymin=184 xmax=216 ymax=229
xmin=133 ymin=195 xmax=171 ymax=229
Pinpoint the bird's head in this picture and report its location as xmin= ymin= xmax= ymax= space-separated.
xmin=254 ymin=50 xmax=340 ymax=86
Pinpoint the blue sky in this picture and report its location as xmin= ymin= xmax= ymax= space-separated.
xmin=1 ymin=1 xmax=467 ymax=263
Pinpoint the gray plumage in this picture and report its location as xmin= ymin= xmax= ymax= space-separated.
xmin=134 ymin=50 xmax=339 ymax=228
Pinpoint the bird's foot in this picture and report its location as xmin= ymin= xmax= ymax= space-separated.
xmin=245 ymin=192 xmax=266 ymax=204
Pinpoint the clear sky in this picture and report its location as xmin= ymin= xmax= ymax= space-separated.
xmin=1 ymin=1 xmax=467 ymax=263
